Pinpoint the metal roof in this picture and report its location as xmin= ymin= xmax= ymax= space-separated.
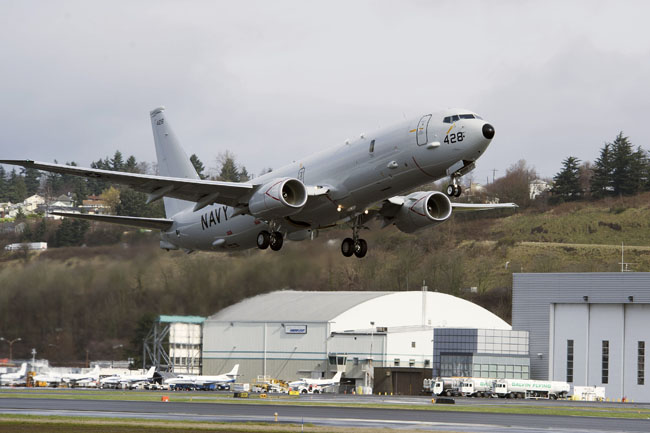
xmin=158 ymin=315 xmax=205 ymax=324
xmin=206 ymin=290 xmax=510 ymax=331
xmin=207 ymin=291 xmax=390 ymax=322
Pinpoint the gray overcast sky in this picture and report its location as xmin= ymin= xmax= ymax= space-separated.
xmin=2 ymin=0 xmax=649 ymax=183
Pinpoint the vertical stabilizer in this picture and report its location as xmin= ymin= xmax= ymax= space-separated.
xmin=150 ymin=107 xmax=199 ymax=217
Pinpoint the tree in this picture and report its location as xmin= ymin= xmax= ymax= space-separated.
xmin=551 ymin=156 xmax=582 ymax=203
xmin=610 ymin=132 xmax=638 ymax=196
xmin=239 ymin=166 xmax=250 ymax=182
xmin=217 ymin=151 xmax=241 ymax=182
xmin=591 ymin=143 xmax=613 ymax=198
xmin=124 ymin=155 xmax=138 ymax=173
xmin=0 ymin=166 xmax=7 ymax=201
xmin=51 ymin=218 xmax=89 ymax=247
xmin=111 ymin=151 xmax=124 ymax=171
xmin=190 ymin=154 xmax=206 ymax=179
xmin=485 ymin=160 xmax=537 ymax=208
xmin=23 ymin=168 xmax=40 ymax=196
xmin=100 ymin=186 xmax=121 ymax=214
xmin=7 ymin=169 xmax=27 ymax=203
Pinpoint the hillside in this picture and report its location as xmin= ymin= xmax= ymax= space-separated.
xmin=2 ymin=194 xmax=650 ymax=364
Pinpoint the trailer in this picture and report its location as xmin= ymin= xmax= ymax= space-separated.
xmin=493 ymin=379 xmax=570 ymax=399
xmin=460 ymin=378 xmax=496 ymax=397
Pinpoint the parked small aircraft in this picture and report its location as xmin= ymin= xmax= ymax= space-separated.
xmin=61 ymin=365 xmax=101 ymax=386
xmin=100 ymin=366 xmax=156 ymax=389
xmin=164 ymin=364 xmax=239 ymax=389
xmin=288 ymin=371 xmax=343 ymax=393
xmin=2 ymin=107 xmax=515 ymax=257
xmin=0 ymin=362 xmax=27 ymax=385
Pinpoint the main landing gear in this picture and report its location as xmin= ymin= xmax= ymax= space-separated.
xmin=257 ymin=230 xmax=284 ymax=251
xmin=446 ymin=176 xmax=462 ymax=197
xmin=341 ymin=216 xmax=367 ymax=258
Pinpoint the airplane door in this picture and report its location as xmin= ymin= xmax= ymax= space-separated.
xmin=416 ymin=114 xmax=431 ymax=146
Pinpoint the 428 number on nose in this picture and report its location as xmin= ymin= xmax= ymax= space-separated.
xmin=444 ymin=132 xmax=464 ymax=144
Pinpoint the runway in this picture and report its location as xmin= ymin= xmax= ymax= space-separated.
xmin=1 ymin=396 xmax=649 ymax=432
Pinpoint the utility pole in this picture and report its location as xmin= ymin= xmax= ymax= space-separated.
xmin=491 ymin=169 xmax=498 ymax=183
xmin=0 ymin=337 xmax=22 ymax=362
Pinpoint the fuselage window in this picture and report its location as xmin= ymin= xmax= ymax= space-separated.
xmin=369 ymin=139 xmax=375 ymax=153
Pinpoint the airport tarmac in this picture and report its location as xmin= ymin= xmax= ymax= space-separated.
xmin=1 ymin=391 xmax=649 ymax=432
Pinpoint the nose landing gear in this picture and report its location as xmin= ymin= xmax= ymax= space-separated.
xmin=446 ymin=176 xmax=462 ymax=197
xmin=341 ymin=216 xmax=368 ymax=258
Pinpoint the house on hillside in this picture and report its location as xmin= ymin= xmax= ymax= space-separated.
xmin=81 ymin=195 xmax=109 ymax=214
xmin=529 ymin=179 xmax=551 ymax=200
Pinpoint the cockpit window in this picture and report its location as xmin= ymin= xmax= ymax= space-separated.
xmin=443 ymin=113 xmax=476 ymax=123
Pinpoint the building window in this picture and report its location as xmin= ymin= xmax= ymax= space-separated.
xmin=566 ymin=339 xmax=574 ymax=383
xmin=353 ymin=357 xmax=359 ymax=366
xmin=424 ymin=359 xmax=431 ymax=367
xmin=639 ymin=341 xmax=645 ymax=386
xmin=602 ymin=340 xmax=609 ymax=384
xmin=369 ymin=139 xmax=375 ymax=153
xmin=411 ymin=341 xmax=416 ymax=348
xmin=409 ymin=359 xmax=415 ymax=367
xmin=394 ymin=358 xmax=400 ymax=367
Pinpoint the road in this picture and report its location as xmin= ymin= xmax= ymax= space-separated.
xmin=0 ymin=396 xmax=649 ymax=432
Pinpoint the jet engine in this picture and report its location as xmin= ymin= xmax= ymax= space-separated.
xmin=248 ymin=177 xmax=308 ymax=219
xmin=393 ymin=191 xmax=452 ymax=233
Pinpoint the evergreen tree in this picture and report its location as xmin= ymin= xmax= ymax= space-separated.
xmin=8 ymin=169 xmax=27 ymax=203
xmin=0 ymin=166 xmax=7 ymax=201
xmin=239 ymin=166 xmax=250 ymax=182
xmin=190 ymin=154 xmax=206 ymax=179
xmin=52 ymin=218 xmax=89 ymax=247
xmin=610 ymin=132 xmax=637 ymax=196
xmin=124 ymin=155 xmax=138 ymax=173
xmin=23 ymin=168 xmax=40 ymax=196
xmin=88 ymin=158 xmax=111 ymax=195
xmin=551 ymin=156 xmax=582 ymax=202
xmin=217 ymin=151 xmax=240 ymax=182
xmin=116 ymin=188 xmax=149 ymax=217
xmin=591 ymin=143 xmax=613 ymax=198
xmin=111 ymin=151 xmax=124 ymax=171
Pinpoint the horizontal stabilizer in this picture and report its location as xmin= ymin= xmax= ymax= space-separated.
xmin=49 ymin=212 xmax=174 ymax=231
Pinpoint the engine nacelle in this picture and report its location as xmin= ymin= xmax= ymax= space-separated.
xmin=394 ymin=191 xmax=452 ymax=233
xmin=248 ymin=177 xmax=308 ymax=219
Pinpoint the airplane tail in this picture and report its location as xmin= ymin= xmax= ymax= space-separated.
xmin=18 ymin=363 xmax=27 ymax=376
xmin=150 ymin=107 xmax=199 ymax=217
xmin=146 ymin=366 xmax=156 ymax=378
xmin=332 ymin=371 xmax=342 ymax=383
xmin=227 ymin=364 xmax=239 ymax=377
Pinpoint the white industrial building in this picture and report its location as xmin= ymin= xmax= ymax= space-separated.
xmin=202 ymin=290 xmax=512 ymax=392
xmin=513 ymin=273 xmax=650 ymax=402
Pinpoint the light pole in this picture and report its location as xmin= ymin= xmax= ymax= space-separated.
xmin=0 ymin=337 xmax=22 ymax=361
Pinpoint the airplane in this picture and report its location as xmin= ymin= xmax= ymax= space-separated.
xmin=100 ymin=366 xmax=156 ymax=389
xmin=164 ymin=364 xmax=239 ymax=390
xmin=1 ymin=107 xmax=515 ymax=258
xmin=61 ymin=365 xmax=101 ymax=387
xmin=0 ymin=362 xmax=27 ymax=386
xmin=32 ymin=368 xmax=63 ymax=387
xmin=288 ymin=371 xmax=343 ymax=394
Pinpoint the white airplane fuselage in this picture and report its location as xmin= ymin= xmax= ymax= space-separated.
xmin=164 ymin=111 xmax=492 ymax=251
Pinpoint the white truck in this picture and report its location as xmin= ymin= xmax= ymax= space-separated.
xmin=460 ymin=378 xmax=496 ymax=397
xmin=425 ymin=377 xmax=464 ymax=396
xmin=493 ymin=379 xmax=570 ymax=399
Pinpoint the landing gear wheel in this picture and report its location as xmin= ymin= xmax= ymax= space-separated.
xmin=257 ymin=231 xmax=270 ymax=249
xmin=446 ymin=184 xmax=455 ymax=196
xmin=269 ymin=231 xmax=284 ymax=251
xmin=454 ymin=185 xmax=462 ymax=197
xmin=353 ymin=239 xmax=368 ymax=258
xmin=341 ymin=238 xmax=355 ymax=257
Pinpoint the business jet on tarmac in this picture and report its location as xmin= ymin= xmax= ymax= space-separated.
xmin=164 ymin=364 xmax=239 ymax=390
xmin=100 ymin=366 xmax=156 ymax=389
xmin=1 ymin=107 xmax=515 ymax=257
xmin=61 ymin=365 xmax=101 ymax=387
xmin=0 ymin=362 xmax=27 ymax=386
xmin=289 ymin=371 xmax=343 ymax=394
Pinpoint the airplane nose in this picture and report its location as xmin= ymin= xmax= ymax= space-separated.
xmin=482 ymin=123 xmax=495 ymax=139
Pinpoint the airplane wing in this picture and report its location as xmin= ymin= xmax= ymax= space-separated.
xmin=49 ymin=212 xmax=174 ymax=230
xmin=0 ymin=160 xmax=255 ymax=208
xmin=451 ymin=202 xmax=518 ymax=212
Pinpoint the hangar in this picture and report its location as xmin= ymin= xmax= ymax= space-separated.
xmin=513 ymin=273 xmax=650 ymax=402
xmin=202 ymin=290 xmax=512 ymax=392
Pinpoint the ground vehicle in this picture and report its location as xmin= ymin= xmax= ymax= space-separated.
xmin=460 ymin=378 xmax=496 ymax=397
xmin=493 ymin=379 xmax=570 ymax=399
